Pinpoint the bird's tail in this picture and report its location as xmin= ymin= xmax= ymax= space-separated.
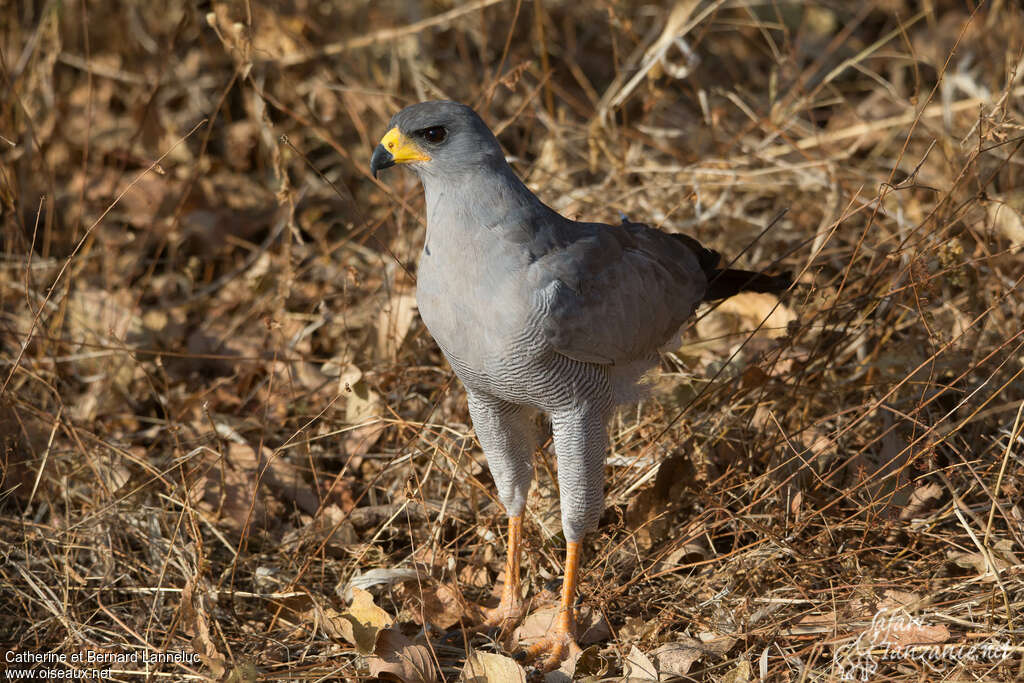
xmin=703 ymin=268 xmax=792 ymax=301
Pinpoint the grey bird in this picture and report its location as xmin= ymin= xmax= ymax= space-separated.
xmin=370 ymin=101 xmax=790 ymax=670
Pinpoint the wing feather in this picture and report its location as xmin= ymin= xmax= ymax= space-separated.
xmin=532 ymin=220 xmax=708 ymax=365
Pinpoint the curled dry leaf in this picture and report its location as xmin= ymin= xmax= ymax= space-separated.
xmin=342 ymin=377 xmax=385 ymax=457
xmin=988 ymin=194 xmax=1024 ymax=246
xmin=859 ymin=614 xmax=950 ymax=648
xmin=377 ymin=290 xmax=418 ymax=360
xmin=460 ymin=651 xmax=527 ymax=683
xmin=314 ymin=606 xmax=353 ymax=642
xmin=336 ymin=587 xmax=393 ymax=655
xmin=345 ymin=567 xmax=422 ymax=601
xmin=368 ymin=628 xmax=439 ymax=683
xmin=280 ymin=504 xmax=359 ymax=558
xmin=322 ymin=357 xmax=363 ymax=386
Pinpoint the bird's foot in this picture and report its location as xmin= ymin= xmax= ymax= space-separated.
xmin=483 ymin=590 xmax=523 ymax=631
xmin=520 ymin=608 xmax=578 ymax=672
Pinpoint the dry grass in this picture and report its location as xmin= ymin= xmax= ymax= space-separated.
xmin=2 ymin=0 xmax=1024 ymax=681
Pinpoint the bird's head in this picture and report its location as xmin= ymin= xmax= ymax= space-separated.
xmin=370 ymin=100 xmax=504 ymax=180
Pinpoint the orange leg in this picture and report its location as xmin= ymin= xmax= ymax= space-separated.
xmin=484 ymin=516 xmax=523 ymax=629
xmin=524 ymin=541 xmax=580 ymax=671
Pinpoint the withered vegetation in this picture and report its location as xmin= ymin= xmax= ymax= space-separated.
xmin=2 ymin=1 xmax=1023 ymax=681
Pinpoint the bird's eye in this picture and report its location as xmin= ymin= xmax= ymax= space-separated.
xmin=421 ymin=126 xmax=447 ymax=144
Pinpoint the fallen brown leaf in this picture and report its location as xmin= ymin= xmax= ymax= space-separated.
xmin=460 ymin=651 xmax=526 ymax=683
xmin=377 ymin=290 xmax=418 ymax=360
xmin=650 ymin=634 xmax=736 ymax=678
xmin=336 ymin=587 xmax=393 ymax=655
xmin=899 ymin=482 xmax=944 ymax=521
xmin=368 ymin=628 xmax=439 ymax=683
xmin=622 ymin=645 xmax=658 ymax=681
xmin=400 ymin=581 xmax=476 ymax=630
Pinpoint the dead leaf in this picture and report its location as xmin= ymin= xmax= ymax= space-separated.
xmin=698 ymin=633 xmax=737 ymax=655
xmin=222 ymin=661 xmax=260 ymax=683
xmin=400 ymin=581 xmax=475 ymax=630
xmin=459 ymin=563 xmax=490 ymax=589
xmin=899 ymin=482 xmax=943 ymax=521
xmin=793 ymin=612 xmax=839 ymax=634
xmin=342 ymin=379 xmax=385 ymax=457
xmin=989 ymin=196 xmax=1024 ymax=246
xmin=345 ymin=567 xmax=422 ymax=601
xmin=622 ymin=645 xmax=658 ymax=681
xmin=877 ymin=589 xmax=925 ymax=612
xmin=460 ymin=651 xmax=527 ymax=683
xmin=344 ymin=379 xmax=380 ymax=423
xmin=336 ymin=587 xmax=393 ymax=654
xmin=315 ymin=606 xmax=353 ymax=641
xmin=790 ymin=490 xmax=803 ymax=517
xmin=571 ymin=645 xmax=608 ymax=678
xmin=949 ymin=550 xmax=1014 ymax=576
xmin=368 ymin=628 xmax=439 ymax=683
xmin=864 ymin=618 xmax=950 ymax=648
xmin=618 ymin=614 xmax=662 ymax=643
xmin=658 ymin=519 xmax=711 ymax=569
xmin=651 ymin=635 xmax=736 ymax=678
xmin=695 ymin=291 xmax=795 ymax=350
xmin=65 ymin=288 xmax=144 ymax=421
xmin=323 ymin=358 xmax=363 ymax=388
xmin=651 ymin=639 xmax=702 ymax=677
xmin=377 ymin=291 xmax=418 ymax=360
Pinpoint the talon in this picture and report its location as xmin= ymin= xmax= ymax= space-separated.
xmin=520 ymin=606 xmax=577 ymax=671
xmin=483 ymin=598 xmax=523 ymax=630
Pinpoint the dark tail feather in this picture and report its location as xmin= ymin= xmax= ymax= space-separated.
xmin=704 ymin=268 xmax=792 ymax=301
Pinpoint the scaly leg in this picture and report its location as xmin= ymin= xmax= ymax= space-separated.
xmin=520 ymin=401 xmax=607 ymax=670
xmin=484 ymin=515 xmax=523 ymax=628
xmin=523 ymin=541 xmax=581 ymax=671
xmin=464 ymin=392 xmax=535 ymax=631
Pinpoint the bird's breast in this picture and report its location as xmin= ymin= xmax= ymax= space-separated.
xmin=415 ymin=241 xmax=553 ymax=398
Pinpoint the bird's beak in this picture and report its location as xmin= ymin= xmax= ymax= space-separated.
xmin=370 ymin=126 xmax=430 ymax=178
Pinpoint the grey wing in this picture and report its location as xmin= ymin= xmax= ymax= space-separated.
xmin=535 ymin=221 xmax=709 ymax=365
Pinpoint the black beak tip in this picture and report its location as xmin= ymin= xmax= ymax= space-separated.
xmin=370 ymin=144 xmax=395 ymax=179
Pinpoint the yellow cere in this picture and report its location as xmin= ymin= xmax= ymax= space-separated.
xmin=379 ymin=127 xmax=431 ymax=163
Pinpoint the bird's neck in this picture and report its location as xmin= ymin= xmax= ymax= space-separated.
xmin=420 ymin=161 xmax=560 ymax=251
